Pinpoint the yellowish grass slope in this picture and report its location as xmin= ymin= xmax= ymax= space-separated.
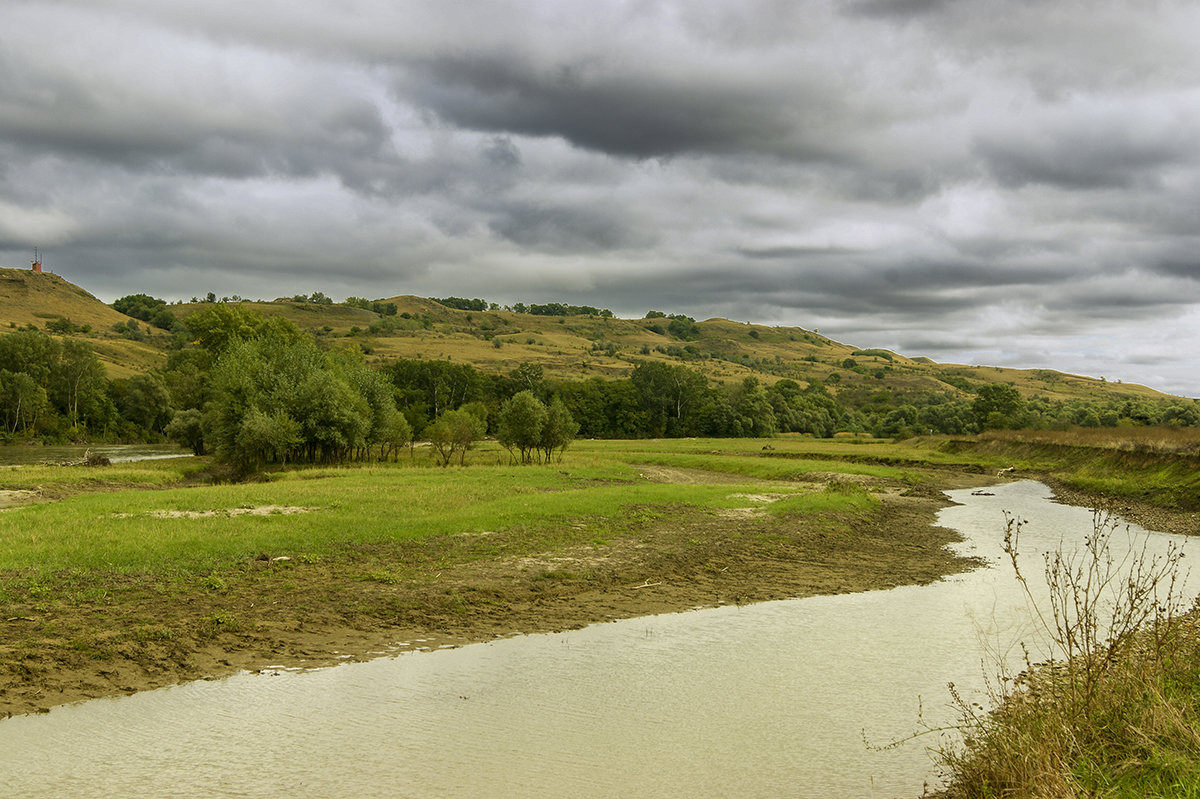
xmin=0 ymin=267 xmax=169 ymax=377
xmin=0 ymin=269 xmax=1176 ymax=402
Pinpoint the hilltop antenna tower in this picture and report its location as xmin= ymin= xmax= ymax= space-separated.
xmin=31 ymin=248 xmax=42 ymax=274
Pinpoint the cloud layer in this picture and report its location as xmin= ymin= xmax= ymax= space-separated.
xmin=2 ymin=0 xmax=1199 ymax=395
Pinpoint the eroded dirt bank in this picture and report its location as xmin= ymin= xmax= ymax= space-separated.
xmin=0 ymin=470 xmax=1022 ymax=718
xmin=1044 ymin=478 xmax=1200 ymax=537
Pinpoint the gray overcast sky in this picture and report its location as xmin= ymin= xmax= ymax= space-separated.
xmin=2 ymin=1 xmax=1199 ymax=396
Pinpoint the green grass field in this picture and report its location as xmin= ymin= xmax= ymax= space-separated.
xmin=0 ymin=431 xmax=926 ymax=710
xmin=0 ymin=437 xmax=905 ymax=577
xmin=5 ymin=430 xmax=1193 ymax=580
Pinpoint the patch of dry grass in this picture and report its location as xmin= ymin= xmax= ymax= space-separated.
xmin=938 ymin=623 xmax=1200 ymax=798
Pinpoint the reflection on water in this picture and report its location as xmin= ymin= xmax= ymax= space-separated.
xmin=0 ymin=443 xmax=191 ymax=466
xmin=0 ymin=482 xmax=1192 ymax=799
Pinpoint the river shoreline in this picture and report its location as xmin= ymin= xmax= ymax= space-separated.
xmin=1 ymin=468 xmax=998 ymax=718
xmin=3 ymin=466 xmax=1193 ymax=720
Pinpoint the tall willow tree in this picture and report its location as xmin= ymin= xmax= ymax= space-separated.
xmin=203 ymin=330 xmax=403 ymax=470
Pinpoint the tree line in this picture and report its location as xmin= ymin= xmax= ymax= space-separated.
xmin=434 ymin=297 xmax=614 ymax=318
xmin=374 ymin=355 xmax=1200 ymax=442
xmin=0 ymin=329 xmax=171 ymax=440
xmin=3 ymin=293 xmax=1199 ymax=462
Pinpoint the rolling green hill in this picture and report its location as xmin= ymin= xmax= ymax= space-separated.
xmin=0 ymin=267 xmax=1175 ymax=405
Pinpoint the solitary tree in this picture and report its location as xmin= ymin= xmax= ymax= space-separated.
xmin=427 ymin=408 xmax=486 ymax=466
xmin=973 ymin=384 xmax=1027 ymax=429
xmin=538 ymin=397 xmax=579 ymax=463
xmin=166 ymin=408 xmax=206 ymax=455
xmin=497 ymin=390 xmax=547 ymax=464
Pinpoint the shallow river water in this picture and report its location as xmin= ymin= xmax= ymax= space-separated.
xmin=0 ymin=443 xmax=190 ymax=466
xmin=0 ymin=481 xmax=1194 ymax=798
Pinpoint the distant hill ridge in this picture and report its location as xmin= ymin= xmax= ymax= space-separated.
xmin=0 ymin=266 xmax=1173 ymax=403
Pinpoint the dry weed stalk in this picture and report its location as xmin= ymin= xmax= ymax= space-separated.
xmin=1003 ymin=509 xmax=1187 ymax=708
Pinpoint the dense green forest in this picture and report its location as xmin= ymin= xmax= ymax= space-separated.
xmin=3 ymin=293 xmax=1200 ymax=469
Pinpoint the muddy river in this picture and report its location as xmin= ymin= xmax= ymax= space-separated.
xmin=0 ymin=443 xmax=191 ymax=466
xmin=0 ymin=481 xmax=1194 ymax=798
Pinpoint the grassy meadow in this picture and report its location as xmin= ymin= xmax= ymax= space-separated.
xmin=3 ymin=429 xmax=1193 ymax=583
xmin=0 ymin=436 xmax=918 ymax=583
xmin=3 ymin=434 xmax=960 ymax=717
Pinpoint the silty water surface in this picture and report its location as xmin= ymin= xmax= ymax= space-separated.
xmin=0 ymin=443 xmax=191 ymax=466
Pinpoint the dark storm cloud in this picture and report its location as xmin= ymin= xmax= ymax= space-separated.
xmin=591 ymin=255 xmax=1070 ymax=322
xmin=975 ymin=126 xmax=1190 ymax=191
xmin=488 ymin=200 xmax=659 ymax=253
xmin=736 ymin=246 xmax=864 ymax=260
xmin=481 ymin=136 xmax=523 ymax=169
xmin=844 ymin=0 xmax=949 ymax=19
xmin=403 ymin=55 xmax=810 ymax=160
xmin=0 ymin=76 xmax=403 ymax=194
xmin=715 ymin=253 xmax=1068 ymax=297
xmin=0 ymin=10 xmax=411 ymax=196
xmin=1149 ymin=252 xmax=1200 ymax=282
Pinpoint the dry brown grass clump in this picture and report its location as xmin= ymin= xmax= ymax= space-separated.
xmin=938 ymin=621 xmax=1200 ymax=798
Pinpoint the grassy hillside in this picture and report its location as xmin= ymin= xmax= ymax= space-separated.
xmin=0 ymin=267 xmax=171 ymax=378
xmin=0 ymin=268 xmax=1176 ymax=403
xmin=162 ymin=294 xmax=1170 ymax=405
xmin=0 ymin=268 xmax=125 ymax=330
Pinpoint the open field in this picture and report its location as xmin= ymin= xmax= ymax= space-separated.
xmin=1 ymin=430 xmax=1197 ymax=727
xmin=0 ymin=435 xmax=999 ymax=717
